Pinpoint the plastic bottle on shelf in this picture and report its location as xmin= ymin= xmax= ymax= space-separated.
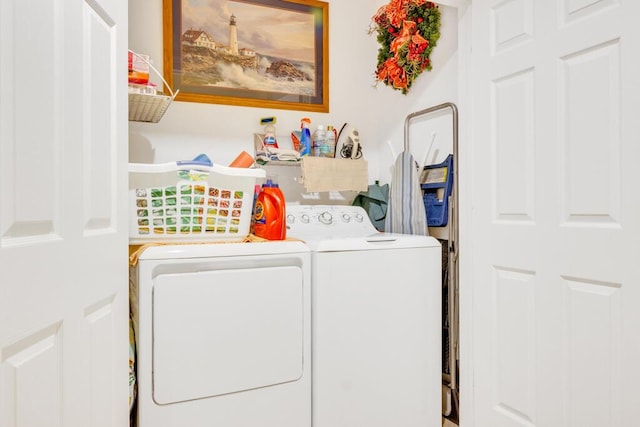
xmin=262 ymin=117 xmax=278 ymax=148
xmin=312 ymin=125 xmax=326 ymax=157
xmin=299 ymin=118 xmax=312 ymax=157
xmin=253 ymin=178 xmax=286 ymax=240
xmin=323 ymin=125 xmax=337 ymax=158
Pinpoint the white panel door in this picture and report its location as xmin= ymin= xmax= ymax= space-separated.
xmin=470 ymin=1 xmax=640 ymax=426
xmin=0 ymin=0 xmax=128 ymax=426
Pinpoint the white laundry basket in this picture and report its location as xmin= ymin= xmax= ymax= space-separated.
xmin=129 ymin=162 xmax=265 ymax=243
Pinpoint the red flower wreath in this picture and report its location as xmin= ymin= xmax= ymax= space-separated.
xmin=370 ymin=0 xmax=441 ymax=94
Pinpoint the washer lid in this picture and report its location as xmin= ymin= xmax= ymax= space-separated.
xmin=308 ymin=233 xmax=441 ymax=252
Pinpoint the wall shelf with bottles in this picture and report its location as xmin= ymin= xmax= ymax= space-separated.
xmin=253 ymin=133 xmax=302 ymax=166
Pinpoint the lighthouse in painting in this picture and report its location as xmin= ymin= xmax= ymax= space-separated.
xmin=229 ymin=14 xmax=239 ymax=55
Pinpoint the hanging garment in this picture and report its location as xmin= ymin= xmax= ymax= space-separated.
xmin=384 ymin=151 xmax=429 ymax=235
xmin=352 ymin=182 xmax=389 ymax=231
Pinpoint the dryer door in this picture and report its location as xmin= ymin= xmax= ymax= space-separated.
xmin=152 ymin=265 xmax=304 ymax=404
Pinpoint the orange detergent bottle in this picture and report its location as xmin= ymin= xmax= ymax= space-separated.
xmin=253 ymin=179 xmax=286 ymax=240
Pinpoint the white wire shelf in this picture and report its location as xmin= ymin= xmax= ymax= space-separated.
xmin=129 ymin=92 xmax=175 ymax=123
xmin=128 ymin=49 xmax=179 ymax=123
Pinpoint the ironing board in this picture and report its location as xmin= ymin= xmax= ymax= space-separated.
xmin=390 ymin=102 xmax=460 ymax=409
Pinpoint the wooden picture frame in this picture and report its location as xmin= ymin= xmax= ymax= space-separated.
xmin=163 ymin=0 xmax=329 ymax=112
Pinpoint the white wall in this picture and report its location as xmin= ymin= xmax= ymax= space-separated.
xmin=128 ymin=0 xmax=459 ymax=203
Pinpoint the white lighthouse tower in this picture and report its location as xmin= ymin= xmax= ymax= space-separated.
xmin=228 ymin=14 xmax=238 ymax=55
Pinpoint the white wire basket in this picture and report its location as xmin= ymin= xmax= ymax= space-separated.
xmin=129 ymin=92 xmax=174 ymax=123
xmin=128 ymin=50 xmax=179 ymax=123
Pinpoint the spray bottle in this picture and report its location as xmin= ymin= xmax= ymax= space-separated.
xmin=299 ymin=118 xmax=311 ymax=157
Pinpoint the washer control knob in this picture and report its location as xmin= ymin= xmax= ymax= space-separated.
xmin=301 ymin=214 xmax=310 ymax=224
xmin=354 ymin=213 xmax=364 ymax=222
xmin=341 ymin=213 xmax=351 ymax=223
xmin=286 ymin=214 xmax=295 ymax=224
xmin=319 ymin=211 xmax=332 ymax=225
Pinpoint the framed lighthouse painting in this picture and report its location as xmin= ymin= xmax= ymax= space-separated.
xmin=163 ymin=0 xmax=329 ymax=112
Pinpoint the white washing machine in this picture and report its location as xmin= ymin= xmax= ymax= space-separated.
xmin=286 ymin=205 xmax=441 ymax=427
xmin=129 ymin=241 xmax=311 ymax=427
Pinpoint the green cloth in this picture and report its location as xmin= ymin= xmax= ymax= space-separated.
xmin=352 ymin=183 xmax=389 ymax=231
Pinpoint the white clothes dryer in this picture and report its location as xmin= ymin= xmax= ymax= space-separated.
xmin=129 ymin=241 xmax=311 ymax=427
xmin=286 ymin=205 xmax=441 ymax=427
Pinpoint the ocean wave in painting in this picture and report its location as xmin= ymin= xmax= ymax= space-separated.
xmin=210 ymin=59 xmax=315 ymax=96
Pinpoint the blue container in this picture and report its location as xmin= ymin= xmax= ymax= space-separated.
xmin=421 ymin=154 xmax=454 ymax=227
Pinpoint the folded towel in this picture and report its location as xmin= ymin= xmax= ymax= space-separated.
xmin=255 ymin=146 xmax=301 ymax=163
xmin=273 ymin=148 xmax=300 ymax=162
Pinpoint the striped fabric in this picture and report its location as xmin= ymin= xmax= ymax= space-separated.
xmin=384 ymin=151 xmax=429 ymax=235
